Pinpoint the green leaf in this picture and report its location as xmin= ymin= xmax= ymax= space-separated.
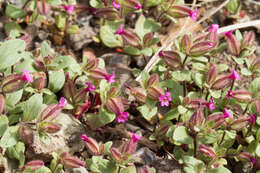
xmin=90 ymin=0 xmax=104 ymax=8
xmin=120 ymin=166 xmax=137 ymax=173
xmin=209 ymin=89 xmax=221 ymax=99
xmin=144 ymin=0 xmax=161 ymax=7
xmin=23 ymin=93 xmax=43 ymax=121
xmin=7 ymin=142 xmax=25 ymax=168
xmin=123 ymin=46 xmax=141 ymax=55
xmin=141 ymin=47 xmax=153 ymax=56
xmin=241 ymin=68 xmax=252 ymax=76
xmin=48 ymin=56 xmax=79 ymax=71
xmin=86 ymin=156 xmax=118 ymax=173
xmin=256 ymin=128 xmax=260 ymax=141
xmin=0 ymin=126 xmax=19 ymax=148
xmin=5 ymin=5 xmax=26 ymax=19
xmin=67 ymin=25 xmax=80 ymax=34
xmin=48 ymin=71 xmax=65 ymax=93
xmin=137 ymin=99 xmax=158 ymax=120
xmin=192 ymin=72 xmax=204 ymax=88
xmin=55 ymin=14 xmax=66 ymax=31
xmin=208 ymin=167 xmax=232 ymax=173
xmin=164 ymin=108 xmax=179 ymax=120
xmin=173 ymin=126 xmax=193 ymax=144
xmin=171 ymin=70 xmax=191 ymax=82
xmin=135 ymin=15 xmax=161 ymax=41
xmin=104 ymin=141 xmax=113 ymax=154
xmin=0 ymin=115 xmax=8 ymax=137
xmin=41 ymin=41 xmax=51 ymax=58
xmin=256 ymin=143 xmax=260 ymax=157
xmin=5 ymin=89 xmax=23 ymax=110
xmin=249 ymin=77 xmax=260 ymax=98
xmin=0 ymin=39 xmax=28 ymax=70
xmin=4 ymin=22 xmax=22 ymax=38
xmin=100 ymin=21 xmax=123 ymax=48
xmin=35 ymin=167 xmax=52 ymax=173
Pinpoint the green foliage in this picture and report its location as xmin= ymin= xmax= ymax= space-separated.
xmin=23 ymin=93 xmax=43 ymax=121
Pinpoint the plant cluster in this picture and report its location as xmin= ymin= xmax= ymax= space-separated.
xmin=0 ymin=0 xmax=259 ymax=172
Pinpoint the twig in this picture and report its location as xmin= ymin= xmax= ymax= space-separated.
xmin=248 ymin=0 xmax=260 ymax=5
xmin=217 ymin=20 xmax=260 ymax=34
xmin=136 ymin=0 xmax=230 ymax=82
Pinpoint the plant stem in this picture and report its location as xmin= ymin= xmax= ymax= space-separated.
xmin=45 ymin=69 xmax=49 ymax=88
xmin=219 ymin=130 xmax=226 ymax=145
xmin=243 ymin=103 xmax=249 ymax=114
xmin=193 ymin=133 xmax=197 ymax=157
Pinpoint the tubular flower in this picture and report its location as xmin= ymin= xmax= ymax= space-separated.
xmin=85 ymin=82 xmax=96 ymax=92
xmin=131 ymin=133 xmax=142 ymax=143
xmin=115 ymin=24 xmax=124 ymax=35
xmin=226 ymin=90 xmax=233 ymax=98
xmin=58 ymin=97 xmax=67 ymax=107
xmin=22 ymin=69 xmax=33 ymax=83
xmin=117 ymin=111 xmax=129 ymax=123
xmin=207 ymin=99 xmax=216 ymax=111
xmin=229 ymin=70 xmax=241 ymax=80
xmin=112 ymin=0 xmax=121 ymax=9
xmin=159 ymin=91 xmax=172 ymax=107
xmin=249 ymin=113 xmax=256 ymax=124
xmin=223 ymin=108 xmax=232 ymax=119
xmin=63 ymin=3 xmax=74 ymax=14
xmin=105 ymin=72 xmax=115 ymax=83
xmin=189 ymin=8 xmax=198 ymax=21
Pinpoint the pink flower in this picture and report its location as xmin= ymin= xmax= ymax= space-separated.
xmin=115 ymin=24 xmax=124 ymax=35
xmin=229 ymin=70 xmax=241 ymax=80
xmin=105 ymin=72 xmax=115 ymax=83
xmin=112 ymin=0 xmax=121 ymax=9
xmin=22 ymin=69 xmax=33 ymax=83
xmin=81 ymin=134 xmax=88 ymax=141
xmin=135 ymin=3 xmax=142 ymax=10
xmin=85 ymin=82 xmax=95 ymax=92
xmin=226 ymin=90 xmax=234 ymax=98
xmin=250 ymin=157 xmax=258 ymax=165
xmin=117 ymin=112 xmax=129 ymax=123
xmin=249 ymin=113 xmax=256 ymax=124
xmin=159 ymin=91 xmax=172 ymax=107
xmin=208 ymin=24 xmax=219 ymax=33
xmin=131 ymin=133 xmax=141 ymax=143
xmin=59 ymin=97 xmax=67 ymax=107
xmin=207 ymin=99 xmax=216 ymax=111
xmin=63 ymin=3 xmax=74 ymax=14
xmin=223 ymin=108 xmax=232 ymax=119
xmin=224 ymin=30 xmax=233 ymax=38
xmin=189 ymin=8 xmax=198 ymax=21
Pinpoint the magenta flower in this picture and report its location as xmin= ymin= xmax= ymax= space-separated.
xmin=59 ymin=97 xmax=67 ymax=107
xmin=112 ymin=0 xmax=121 ymax=9
xmin=226 ymin=90 xmax=234 ymax=98
xmin=22 ymin=69 xmax=33 ymax=83
xmin=189 ymin=8 xmax=198 ymax=21
xmin=81 ymin=134 xmax=87 ymax=141
xmin=229 ymin=70 xmax=241 ymax=80
xmin=63 ymin=3 xmax=74 ymax=14
xmin=135 ymin=3 xmax=142 ymax=10
xmin=206 ymin=99 xmax=216 ymax=111
xmin=85 ymin=82 xmax=95 ymax=92
xmin=115 ymin=24 xmax=124 ymax=35
xmin=224 ymin=30 xmax=233 ymax=38
xmin=208 ymin=24 xmax=219 ymax=33
xmin=131 ymin=133 xmax=141 ymax=143
xmin=117 ymin=111 xmax=129 ymax=123
xmin=159 ymin=92 xmax=172 ymax=107
xmin=250 ymin=157 xmax=258 ymax=165
xmin=249 ymin=113 xmax=256 ymax=124
xmin=223 ymin=108 xmax=232 ymax=119
xmin=105 ymin=72 xmax=115 ymax=83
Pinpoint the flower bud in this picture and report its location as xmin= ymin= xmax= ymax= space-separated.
xmin=74 ymin=88 xmax=88 ymax=103
xmin=39 ymin=101 xmax=64 ymax=121
xmin=121 ymin=0 xmax=142 ymax=10
xmin=189 ymin=108 xmax=204 ymax=132
xmin=108 ymin=87 xmax=119 ymax=97
xmin=81 ymin=134 xmax=102 ymax=155
xmin=0 ymin=94 xmax=5 ymax=114
xmin=206 ymin=113 xmax=227 ymax=129
xmin=180 ymin=34 xmax=191 ymax=54
xmin=211 ymin=75 xmax=233 ymax=90
xmin=208 ymin=24 xmax=219 ymax=46
xmin=206 ymin=63 xmax=218 ymax=85
xmin=146 ymin=74 xmax=159 ymax=88
xmin=226 ymin=90 xmax=252 ymax=103
xmin=82 ymin=58 xmax=99 ymax=72
xmin=37 ymin=1 xmax=51 ymax=15
xmin=34 ymin=59 xmax=46 ymax=71
xmin=140 ymin=166 xmax=153 ymax=173
xmin=242 ymin=31 xmax=255 ymax=49
xmin=167 ymin=5 xmax=191 ymax=18
xmin=129 ymin=87 xmax=147 ymax=104
xmin=143 ymin=32 xmax=153 ymax=46
xmin=147 ymin=86 xmax=164 ymax=100
xmin=39 ymin=121 xmax=61 ymax=134
xmin=199 ymin=144 xmax=216 ymax=158
xmin=110 ymin=148 xmax=122 ymax=162
xmin=63 ymin=75 xmax=76 ymax=101
xmin=18 ymin=125 xmax=33 ymax=145
xmin=230 ymin=115 xmax=249 ymax=131
xmin=121 ymin=30 xmax=141 ymax=47
xmin=189 ymin=98 xmax=208 ymax=109
xmin=254 ymin=98 xmax=260 ymax=116
xmin=22 ymin=160 xmax=44 ymax=171
xmin=189 ymin=41 xmax=214 ymax=56
xmin=159 ymin=51 xmax=182 ymax=69
xmin=156 ymin=123 xmax=169 ymax=137
xmin=95 ymin=8 xmax=120 ymax=20
xmin=105 ymin=97 xmax=124 ymax=115
xmin=89 ymin=68 xmax=107 ymax=81
xmin=2 ymin=74 xmax=26 ymax=93
xmin=236 ymin=152 xmax=258 ymax=165
xmin=75 ymin=98 xmax=91 ymax=119
xmin=252 ymin=57 xmax=260 ymax=72
xmin=226 ymin=32 xmax=240 ymax=57
xmin=62 ymin=155 xmax=85 ymax=168
xmin=35 ymin=77 xmax=46 ymax=91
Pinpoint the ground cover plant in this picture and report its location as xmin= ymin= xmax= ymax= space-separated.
xmin=0 ymin=0 xmax=260 ymax=172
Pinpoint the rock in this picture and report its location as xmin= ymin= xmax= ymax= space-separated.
xmin=0 ymin=157 xmax=19 ymax=173
xmin=101 ymin=53 xmax=131 ymax=67
xmin=72 ymin=167 xmax=89 ymax=173
xmin=68 ymin=26 xmax=95 ymax=51
xmin=133 ymin=55 xmax=147 ymax=68
xmin=134 ymin=147 xmax=156 ymax=166
xmin=26 ymin=110 xmax=86 ymax=161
